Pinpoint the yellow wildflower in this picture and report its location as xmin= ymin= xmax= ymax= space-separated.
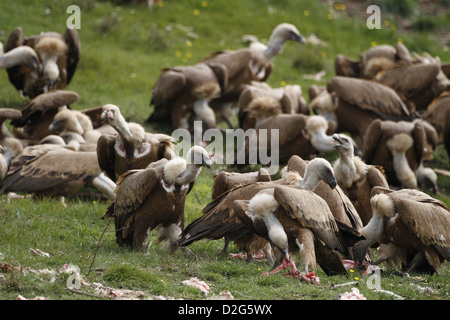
xmin=304 ymin=10 xmax=310 ymax=16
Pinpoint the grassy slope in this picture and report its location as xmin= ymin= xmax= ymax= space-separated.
xmin=0 ymin=0 xmax=449 ymax=300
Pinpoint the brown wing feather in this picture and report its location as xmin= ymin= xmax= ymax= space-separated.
xmin=63 ymin=28 xmax=80 ymax=85
xmin=113 ymin=167 xmax=159 ymax=218
xmin=327 ymin=76 xmax=413 ymax=120
xmin=96 ymin=134 xmax=117 ymax=181
xmin=397 ymin=197 xmax=450 ymax=260
xmin=273 ymin=185 xmax=344 ymax=252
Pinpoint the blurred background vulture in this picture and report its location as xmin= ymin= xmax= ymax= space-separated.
xmin=103 ymin=146 xmax=212 ymax=252
xmin=197 ymin=23 xmax=306 ymax=128
xmin=0 ymin=144 xmax=116 ymax=205
xmin=354 ymin=187 xmax=450 ymax=275
xmin=310 ymin=76 xmax=417 ymax=148
xmin=5 ymin=27 xmax=80 ymax=98
xmin=363 ymin=119 xmax=439 ymax=190
xmin=147 ymin=63 xmax=227 ymax=131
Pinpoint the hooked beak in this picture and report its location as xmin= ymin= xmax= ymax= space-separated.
xmin=100 ymin=110 xmax=112 ymax=123
xmin=328 ymin=176 xmax=337 ymax=190
xmin=330 ymin=133 xmax=343 ymax=148
xmin=48 ymin=120 xmax=62 ymax=133
xmin=202 ymin=158 xmax=212 ymax=169
xmin=292 ymin=32 xmax=306 ymax=45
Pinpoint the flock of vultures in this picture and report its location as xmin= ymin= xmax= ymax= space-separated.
xmin=0 ymin=21 xmax=449 ymax=282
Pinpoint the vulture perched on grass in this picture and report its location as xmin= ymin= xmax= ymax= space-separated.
xmin=331 ymin=133 xmax=389 ymax=226
xmin=353 ymin=187 xmax=450 ymax=275
xmin=310 ymin=76 xmax=417 ymax=147
xmin=177 ymin=158 xmax=339 ymax=263
xmin=232 ymin=161 xmax=363 ymax=278
xmin=97 ymin=104 xmax=175 ymax=181
xmin=147 ymin=63 xmax=227 ymax=130
xmin=11 ymin=90 xmax=79 ymax=142
xmin=201 ymin=23 xmax=306 ymax=128
xmin=237 ymin=81 xmax=308 ymax=131
xmin=5 ymin=27 xmax=80 ymax=98
xmin=363 ymin=119 xmax=438 ymax=190
xmin=0 ymin=144 xmax=116 ymax=204
xmin=103 ymin=146 xmax=212 ymax=252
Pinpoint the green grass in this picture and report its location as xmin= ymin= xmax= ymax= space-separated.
xmin=0 ymin=0 xmax=450 ymax=301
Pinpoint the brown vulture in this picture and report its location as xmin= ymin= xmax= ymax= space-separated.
xmin=103 ymin=146 xmax=212 ymax=252
xmin=5 ymin=27 xmax=80 ymax=98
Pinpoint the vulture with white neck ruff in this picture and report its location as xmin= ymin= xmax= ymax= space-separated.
xmin=331 ymin=133 xmax=389 ymax=226
xmin=0 ymin=144 xmax=116 ymax=204
xmin=353 ymin=186 xmax=450 ymax=275
xmin=97 ymin=104 xmax=175 ymax=181
xmin=201 ymin=23 xmax=306 ymax=128
xmin=232 ymin=160 xmax=363 ymax=279
xmin=147 ymin=63 xmax=227 ymax=130
xmin=5 ymin=27 xmax=80 ymax=98
xmin=363 ymin=119 xmax=438 ymax=190
xmin=177 ymin=158 xmax=340 ymax=265
xmin=103 ymin=146 xmax=212 ymax=252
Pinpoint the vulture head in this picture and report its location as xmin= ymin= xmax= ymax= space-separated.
xmin=331 ymin=133 xmax=354 ymax=156
xmin=302 ymin=157 xmax=337 ymax=190
xmin=49 ymin=108 xmax=84 ymax=135
xmin=100 ymin=104 xmax=123 ymax=127
xmin=186 ymin=145 xmax=212 ymax=169
xmin=265 ymin=23 xmax=306 ymax=59
xmin=0 ymin=45 xmax=41 ymax=73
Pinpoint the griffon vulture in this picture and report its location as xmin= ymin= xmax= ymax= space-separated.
xmin=11 ymin=90 xmax=79 ymax=142
xmin=103 ymin=146 xmax=212 ymax=252
xmin=363 ymin=119 xmax=439 ymax=189
xmin=237 ymin=81 xmax=308 ymax=130
xmin=0 ymin=144 xmax=116 ymax=204
xmin=177 ymin=158 xmax=338 ymax=262
xmin=5 ymin=27 xmax=80 ymax=98
xmin=147 ymin=63 xmax=227 ymax=130
xmin=201 ymin=23 xmax=306 ymax=128
xmin=232 ymin=176 xmax=362 ymax=277
xmin=310 ymin=76 xmax=417 ymax=147
xmin=353 ymin=187 xmax=450 ymax=275
xmin=331 ymin=133 xmax=389 ymax=226
xmin=97 ymin=104 xmax=175 ymax=181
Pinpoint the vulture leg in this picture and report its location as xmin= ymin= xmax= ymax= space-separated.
xmin=296 ymin=228 xmax=316 ymax=275
xmin=219 ymin=239 xmax=230 ymax=256
xmin=262 ymin=242 xmax=274 ymax=266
